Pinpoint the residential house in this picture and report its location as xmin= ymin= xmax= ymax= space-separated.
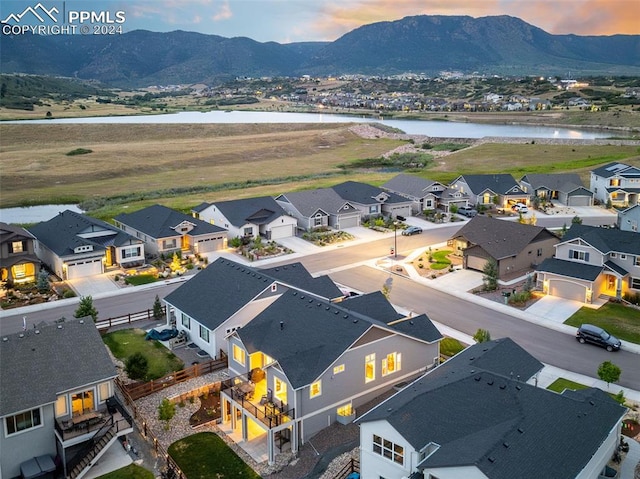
xmin=193 ymin=196 xmax=297 ymax=240
xmin=162 ymin=258 xmax=345 ymax=359
xmin=520 ymin=173 xmax=594 ymax=207
xmin=449 ymin=216 xmax=559 ymax=279
xmin=536 ymin=224 xmax=640 ymax=303
xmin=114 ymin=204 xmax=227 ymax=258
xmin=0 ymin=222 xmax=40 ymax=284
xmin=381 ymin=174 xmax=469 ymax=214
xmin=450 ymin=174 xmax=528 ymax=210
xmin=332 ymin=181 xmax=413 ymax=219
xmin=357 ymin=338 xmax=626 ymax=479
xmin=275 ymin=188 xmax=361 ymax=231
xmin=222 ymin=289 xmax=442 ymax=464
xmin=590 ymin=162 xmax=640 ymax=207
xmin=617 ymin=204 xmax=640 ymax=232
xmin=29 ymin=210 xmax=145 ymax=280
xmin=0 ymin=319 xmax=132 ymax=479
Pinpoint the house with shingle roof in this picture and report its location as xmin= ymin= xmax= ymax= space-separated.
xmin=590 ymin=162 xmax=640 ymax=207
xmin=28 ymin=210 xmax=144 ymax=280
xmin=0 ymin=319 xmax=132 ymax=479
xmin=332 ymin=181 xmax=413 ymax=219
xmin=382 ymin=174 xmax=470 ymax=214
xmin=520 ymin=173 xmax=594 ymax=206
xmin=617 ymin=204 xmax=640 ymax=232
xmin=449 ymin=216 xmax=558 ymax=279
xmin=114 ymin=204 xmax=227 ymax=258
xmin=450 ymin=174 xmax=528 ymax=210
xmin=275 ymin=188 xmax=361 ymax=230
xmin=163 ymin=258 xmax=344 ymax=359
xmin=192 ymin=196 xmax=297 ymax=240
xmin=222 ymin=289 xmax=442 ymax=465
xmin=357 ymin=338 xmax=625 ymax=479
xmin=0 ymin=222 xmax=40 ymax=284
xmin=536 ymin=224 xmax=640 ymax=303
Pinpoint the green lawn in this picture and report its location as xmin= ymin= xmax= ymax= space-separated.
xmin=95 ymin=464 xmax=154 ymax=479
xmin=564 ymin=303 xmax=640 ymax=344
xmin=124 ymin=274 xmax=159 ymax=286
xmin=168 ymin=432 xmax=261 ymax=479
xmin=430 ymin=250 xmax=452 ymax=270
xmin=440 ymin=337 xmax=465 ymax=357
xmin=102 ymin=328 xmax=184 ymax=380
xmin=546 ymin=378 xmax=589 ymax=394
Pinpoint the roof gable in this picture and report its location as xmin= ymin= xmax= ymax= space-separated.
xmin=332 ymin=181 xmax=411 ymax=206
xmin=562 ymin=224 xmax=640 ymax=256
xmin=277 ymin=189 xmax=357 ymax=217
xmin=115 ymin=204 xmax=225 ymax=238
xmin=455 ymin=174 xmax=522 ymax=195
xmin=212 ymin=196 xmax=288 ymax=227
xmin=382 ymin=174 xmax=442 ymax=198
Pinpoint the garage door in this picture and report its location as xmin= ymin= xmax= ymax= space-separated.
xmin=549 ymin=280 xmax=587 ymax=302
xmin=67 ymin=258 xmax=103 ymax=279
xmin=466 ymin=255 xmax=487 ymax=272
xmin=338 ymin=215 xmax=359 ymax=229
xmin=567 ymin=196 xmax=592 ymax=207
xmin=270 ymin=224 xmax=294 ymax=240
xmin=196 ymin=236 xmax=224 ymax=253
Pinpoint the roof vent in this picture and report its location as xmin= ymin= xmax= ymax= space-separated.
xmin=344 ymin=314 xmax=349 ymax=319
xmin=79 ymin=319 xmax=84 ymax=324
xmin=515 ymin=385 xmax=521 ymax=391
xmin=589 ymin=400 xmax=595 ymax=406
xmin=503 ymin=442 xmax=509 ymax=448
xmin=300 ymin=295 xmax=305 ymax=299
xmin=517 ymin=428 xmax=524 ymax=434
xmin=409 ymin=321 xmax=414 ymax=325
xmin=308 ymin=299 xmax=313 ymax=303
xmin=334 ymin=310 xmax=339 ymax=315
xmin=293 ymin=291 xmax=297 ymax=296
xmin=474 ymin=376 xmax=481 ymax=381
xmin=57 ymin=325 xmax=63 ymax=329
xmin=487 ymin=379 xmax=494 ymax=386
xmin=35 ymin=330 xmax=40 ymax=334
xmin=353 ymin=319 xmax=358 ymax=323
xmin=488 ymin=457 xmax=495 ymax=463
xmin=19 ymin=333 xmax=24 ymax=338
xmin=326 ymin=306 xmax=330 ymax=310
xmin=280 ymin=321 xmax=284 ymax=330
xmin=499 ymin=384 xmax=506 ymax=390
xmin=2 ymin=337 xmax=8 ymax=342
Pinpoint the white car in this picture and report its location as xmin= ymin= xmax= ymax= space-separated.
xmin=512 ymin=203 xmax=528 ymax=213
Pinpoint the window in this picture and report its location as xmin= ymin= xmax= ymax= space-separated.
xmin=635 ymin=256 xmax=640 ymax=266
xmin=369 ymin=205 xmax=378 ymax=214
xmin=337 ymin=403 xmax=352 ymax=417
xmin=199 ymin=325 xmax=210 ymax=343
xmin=333 ymin=364 xmax=345 ymax=375
xmin=631 ymin=277 xmax=640 ymax=291
xmin=537 ymin=248 xmax=543 ymax=257
xmin=55 ymin=396 xmax=68 ymax=417
xmin=569 ymin=249 xmax=589 ymax=262
xmin=611 ymin=253 xmax=617 ymax=258
xmin=232 ymin=344 xmax=245 ymax=366
xmin=620 ymin=254 xmax=627 ymax=260
xmin=10 ymin=241 xmax=24 ymax=253
xmin=365 ymin=354 xmax=375 ymax=383
xmin=6 ymin=408 xmax=41 ymax=435
xmin=372 ymin=435 xmax=404 ymax=465
xmin=181 ymin=313 xmax=190 ymax=329
xmin=13 ymin=264 xmax=26 ymax=278
xmin=313 ymin=215 xmax=323 ymax=227
xmin=71 ymin=390 xmax=94 ymax=416
xmin=163 ymin=239 xmax=177 ymax=250
xmin=271 ymin=283 xmax=277 ymax=292
xmin=122 ymin=246 xmax=140 ymax=259
xmin=310 ymin=380 xmax=322 ymax=398
xmin=98 ymin=382 xmax=111 ymax=403
xmin=243 ymin=227 xmax=253 ymax=236
xmin=382 ymin=352 xmax=402 ymax=376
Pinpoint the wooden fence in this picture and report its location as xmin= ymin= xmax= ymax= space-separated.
xmin=95 ymin=306 xmax=166 ymax=331
xmin=333 ymin=458 xmax=359 ymax=479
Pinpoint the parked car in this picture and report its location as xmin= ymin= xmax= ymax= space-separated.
xmin=402 ymin=225 xmax=423 ymax=236
xmin=576 ymin=324 xmax=621 ymax=352
xmin=512 ymin=203 xmax=529 ymax=213
xmin=457 ymin=206 xmax=477 ymax=217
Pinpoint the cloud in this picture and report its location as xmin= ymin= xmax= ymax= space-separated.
xmin=212 ymin=0 xmax=232 ymax=21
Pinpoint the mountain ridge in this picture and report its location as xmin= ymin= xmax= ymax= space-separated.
xmin=1 ymin=14 xmax=639 ymax=87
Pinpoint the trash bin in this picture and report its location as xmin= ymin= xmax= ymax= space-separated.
xmin=106 ymin=396 xmax=117 ymax=414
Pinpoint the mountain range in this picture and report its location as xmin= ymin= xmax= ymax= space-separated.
xmin=1 ymin=14 xmax=639 ymax=87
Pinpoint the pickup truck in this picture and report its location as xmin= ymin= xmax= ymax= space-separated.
xmin=457 ymin=206 xmax=478 ymax=217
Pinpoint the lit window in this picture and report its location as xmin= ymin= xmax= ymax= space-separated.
xmin=11 ymin=241 xmax=24 ymax=253
xmin=365 ymin=353 xmax=375 ymax=383
xmin=382 ymin=352 xmax=402 ymax=376
xmin=98 ymin=382 xmax=111 ymax=403
xmin=233 ymin=344 xmax=245 ymax=366
xmin=337 ymin=404 xmax=352 ymax=417
xmin=199 ymin=325 xmax=209 ymax=343
xmin=5 ymin=408 xmax=42 ymax=435
xmin=71 ymin=390 xmax=94 ymax=416
xmin=310 ymin=380 xmax=322 ymax=398
xmin=333 ymin=364 xmax=345 ymax=375
xmin=372 ymin=434 xmax=404 ymax=465
xmin=55 ymin=396 xmax=68 ymax=417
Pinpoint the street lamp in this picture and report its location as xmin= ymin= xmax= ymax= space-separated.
xmin=393 ymin=221 xmax=398 ymax=260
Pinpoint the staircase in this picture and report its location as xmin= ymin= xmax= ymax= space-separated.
xmin=68 ymin=427 xmax=117 ymax=479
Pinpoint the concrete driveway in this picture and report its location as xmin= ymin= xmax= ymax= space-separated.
xmin=68 ymin=273 xmax=120 ymax=297
xmin=525 ymin=295 xmax=584 ymax=323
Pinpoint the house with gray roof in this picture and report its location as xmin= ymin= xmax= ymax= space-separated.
xmin=332 ymin=181 xmax=413 ymax=219
xmin=0 ymin=222 xmax=40 ymax=284
xmin=29 ymin=210 xmax=144 ymax=280
xmin=520 ymin=173 xmax=594 ymax=206
xmin=450 ymin=216 xmax=558 ymax=279
xmin=275 ymin=188 xmax=361 ymax=230
xmin=382 ymin=174 xmax=470 ymax=214
xmin=536 ymin=224 xmax=640 ymax=303
xmin=450 ymin=174 xmax=528 ymax=210
xmin=0 ymin=319 xmax=132 ymax=479
xmin=193 ymin=196 xmax=297 ymax=240
xmin=357 ymin=338 xmax=625 ymax=479
xmin=162 ymin=258 xmax=344 ymax=359
xmin=114 ymin=204 xmax=227 ymax=258
xmin=617 ymin=204 xmax=640 ymax=232
xmin=590 ymin=162 xmax=640 ymax=207
xmin=222 ymin=289 xmax=442 ymax=465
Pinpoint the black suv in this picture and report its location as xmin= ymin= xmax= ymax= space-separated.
xmin=576 ymin=324 xmax=621 ymax=352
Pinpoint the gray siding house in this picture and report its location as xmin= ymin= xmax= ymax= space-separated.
xmin=223 ymin=290 xmax=442 ymax=465
xmin=332 ymin=181 xmax=413 ymax=219
xmin=590 ymin=162 xmax=640 ymax=207
xmin=450 ymin=174 xmax=528 ymax=210
xmin=275 ymin=188 xmax=361 ymax=230
xmin=381 ymin=174 xmax=449 ymax=214
xmin=520 ymin=173 xmax=594 ymax=206
xmin=617 ymin=204 xmax=640 ymax=232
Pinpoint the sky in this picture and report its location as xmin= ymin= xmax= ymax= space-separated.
xmin=1 ymin=0 xmax=639 ymax=43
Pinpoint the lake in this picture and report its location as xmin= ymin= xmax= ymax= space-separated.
xmin=0 ymin=204 xmax=83 ymax=224
xmin=10 ymin=110 xmax=620 ymax=139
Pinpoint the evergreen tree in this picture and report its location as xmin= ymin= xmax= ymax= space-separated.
xmin=74 ymin=295 xmax=98 ymax=321
xmin=153 ymin=294 xmax=164 ymax=320
xmin=482 ymin=258 xmax=498 ymax=291
xmin=36 ymin=269 xmax=50 ymax=293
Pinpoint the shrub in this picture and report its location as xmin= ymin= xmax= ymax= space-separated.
xmin=36 ymin=269 xmax=50 ymax=293
xmin=125 ymin=352 xmax=149 ymax=380
xmin=473 ymin=329 xmax=491 ymax=343
xmin=66 ymin=148 xmax=93 ymax=156
xmin=229 ymin=237 xmax=243 ymax=248
xmin=63 ymin=289 xmax=76 ymax=298
xmin=158 ymin=398 xmax=176 ymax=429
xmin=74 ymin=295 xmax=98 ymax=321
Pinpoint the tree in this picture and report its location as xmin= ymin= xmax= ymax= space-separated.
xmin=153 ymin=294 xmax=164 ymax=320
xmin=382 ymin=276 xmax=393 ymax=300
xmin=473 ymin=328 xmax=491 ymax=343
xmin=482 ymin=258 xmax=498 ymax=291
xmin=170 ymin=252 xmax=182 ymax=272
xmin=125 ymin=352 xmax=149 ymax=381
xmin=158 ymin=398 xmax=176 ymax=430
xmin=571 ymin=215 xmax=583 ymax=225
xmin=36 ymin=269 xmax=50 ymax=293
xmin=597 ymin=361 xmax=621 ymax=389
xmin=74 ymin=295 xmax=98 ymax=321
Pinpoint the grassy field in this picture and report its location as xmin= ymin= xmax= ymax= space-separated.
xmin=564 ymin=303 xmax=640 ymax=344
xmin=96 ymin=464 xmax=154 ymax=479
